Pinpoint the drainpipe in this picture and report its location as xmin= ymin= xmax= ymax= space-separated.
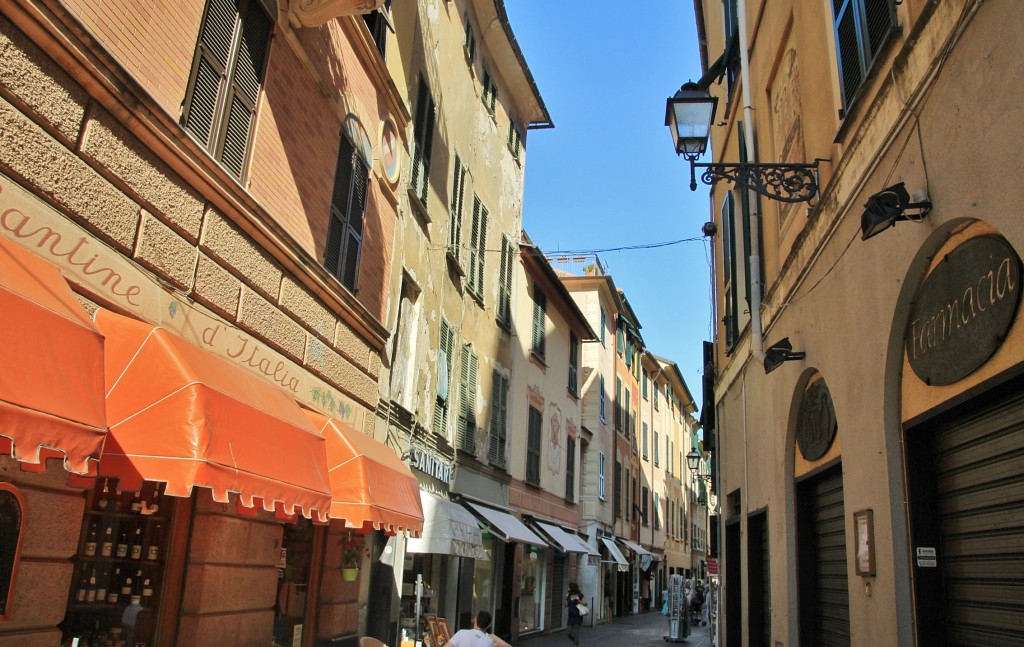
xmin=737 ymin=0 xmax=764 ymax=363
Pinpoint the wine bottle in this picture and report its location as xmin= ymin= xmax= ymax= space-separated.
xmin=141 ymin=575 xmax=154 ymax=603
xmin=130 ymin=526 xmax=143 ymax=559
xmin=106 ymin=567 xmax=120 ymax=604
xmin=116 ymin=523 xmax=129 ymax=558
xmin=85 ymin=568 xmax=98 ymax=603
xmin=95 ymin=566 xmax=109 ymax=604
xmin=100 ymin=525 xmax=114 ymax=557
xmin=97 ymin=480 xmax=110 ymax=510
xmin=121 ymin=572 xmax=134 ymax=602
xmin=76 ymin=571 xmax=89 ymax=602
xmin=83 ymin=520 xmax=99 ymax=557
xmin=146 ymin=523 xmax=161 ymax=561
xmin=130 ymin=488 xmax=143 ymax=513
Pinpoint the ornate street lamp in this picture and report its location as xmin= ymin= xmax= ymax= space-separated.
xmin=666 ymin=82 xmax=820 ymax=203
xmin=686 ymin=447 xmax=712 ymax=483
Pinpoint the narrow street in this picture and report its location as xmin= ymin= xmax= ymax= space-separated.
xmin=520 ymin=612 xmax=713 ymax=647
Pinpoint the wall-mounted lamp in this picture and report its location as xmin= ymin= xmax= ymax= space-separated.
xmin=685 ymin=447 xmax=712 ymax=482
xmin=763 ymin=337 xmax=806 ymax=374
xmin=701 ymin=221 xmax=718 ymax=237
xmin=666 ymin=82 xmax=819 ymax=203
xmin=860 ymin=182 xmax=932 ymax=240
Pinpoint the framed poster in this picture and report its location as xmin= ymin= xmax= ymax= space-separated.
xmin=429 ymin=616 xmax=451 ymax=647
xmin=854 ymin=509 xmax=875 ymax=576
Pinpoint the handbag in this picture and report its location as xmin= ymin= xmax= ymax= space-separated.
xmin=577 ymin=602 xmax=589 ymax=616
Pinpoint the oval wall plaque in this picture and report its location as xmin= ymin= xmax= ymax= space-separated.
xmin=906 ymin=234 xmax=1023 ymax=386
xmin=797 ymin=378 xmax=837 ymax=462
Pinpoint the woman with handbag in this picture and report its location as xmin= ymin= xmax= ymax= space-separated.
xmin=566 ymin=582 xmax=588 ymax=647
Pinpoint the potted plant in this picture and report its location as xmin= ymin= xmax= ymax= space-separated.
xmin=340 ymin=533 xmax=367 ymax=581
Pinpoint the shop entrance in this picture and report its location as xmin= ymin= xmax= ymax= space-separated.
xmin=906 ymin=375 xmax=1024 ymax=646
xmin=796 ymin=464 xmax=849 ymax=647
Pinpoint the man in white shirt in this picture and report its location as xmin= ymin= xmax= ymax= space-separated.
xmin=448 ymin=611 xmax=494 ymax=647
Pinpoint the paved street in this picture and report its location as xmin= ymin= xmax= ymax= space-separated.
xmin=518 ymin=612 xmax=713 ymax=647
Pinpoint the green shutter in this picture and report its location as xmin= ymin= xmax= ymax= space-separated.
xmin=488 ymin=371 xmax=507 ymax=467
xmin=449 ymin=155 xmax=465 ymax=256
xmin=433 ymin=321 xmax=453 ymax=436
xmin=457 ymin=345 xmax=477 ymax=453
xmin=498 ymin=236 xmax=513 ymax=324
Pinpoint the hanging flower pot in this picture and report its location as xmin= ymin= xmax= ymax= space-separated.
xmin=340 ymin=532 xmax=367 ymax=582
xmin=342 ymin=567 xmax=359 ymax=582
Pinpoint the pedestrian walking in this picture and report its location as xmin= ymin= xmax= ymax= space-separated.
xmin=566 ymin=582 xmax=588 ymax=647
xmin=449 ymin=611 xmax=495 ymax=647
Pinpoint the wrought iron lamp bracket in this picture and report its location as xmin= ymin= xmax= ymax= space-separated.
xmin=689 ymin=160 xmax=820 ymax=203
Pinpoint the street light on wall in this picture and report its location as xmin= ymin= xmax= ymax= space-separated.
xmin=686 ymin=448 xmax=712 ymax=483
xmin=665 ymin=82 xmax=820 ymax=203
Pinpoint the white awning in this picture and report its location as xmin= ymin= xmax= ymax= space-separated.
xmin=465 ymin=502 xmax=548 ymax=546
xmin=406 ymin=491 xmax=488 ymax=559
xmin=600 ymin=537 xmax=630 ymax=572
xmin=532 ymin=521 xmax=599 ymax=555
xmin=618 ymin=538 xmax=653 ymax=556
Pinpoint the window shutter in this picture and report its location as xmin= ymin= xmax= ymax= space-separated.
xmin=433 ymin=321 xmax=453 ymax=436
xmin=475 ymin=203 xmax=487 ymax=295
xmin=185 ymin=0 xmax=235 ymax=149
xmin=497 ymin=236 xmax=513 ymax=324
xmin=488 ymin=371 xmax=507 ymax=468
xmin=865 ymin=0 xmax=895 ymax=57
xmin=565 ymin=436 xmax=576 ymax=501
xmin=568 ymin=332 xmax=578 ymax=393
xmin=449 ymin=155 xmax=465 ymax=255
xmin=468 ymin=197 xmax=482 ymax=292
xmin=411 ymin=77 xmax=434 ymax=202
xmin=219 ymin=1 xmax=271 ymax=177
xmin=457 ymin=346 xmax=477 ymax=453
xmin=599 ymin=375 xmax=606 ymax=419
xmin=531 ymin=291 xmax=546 ymax=358
xmin=527 ymin=407 xmax=542 ymax=485
xmin=324 ymin=134 xmax=366 ymax=291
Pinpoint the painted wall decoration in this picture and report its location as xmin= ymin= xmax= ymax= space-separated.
xmin=547 ymin=402 xmax=563 ymax=475
xmin=343 ymin=114 xmax=373 ymax=167
xmin=379 ymin=117 xmax=401 ymax=185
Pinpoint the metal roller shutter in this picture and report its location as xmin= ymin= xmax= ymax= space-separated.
xmin=550 ymin=556 xmax=565 ymax=628
xmin=933 ymin=391 xmax=1024 ymax=646
xmin=798 ymin=466 xmax=850 ymax=647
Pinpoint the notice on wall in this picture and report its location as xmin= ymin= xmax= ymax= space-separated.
xmin=916 ymin=547 xmax=937 ymax=568
xmin=292 ymin=624 xmax=303 ymax=647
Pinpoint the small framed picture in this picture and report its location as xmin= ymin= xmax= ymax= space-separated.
xmin=432 ymin=617 xmax=451 ymax=647
xmin=854 ymin=509 xmax=875 ymax=576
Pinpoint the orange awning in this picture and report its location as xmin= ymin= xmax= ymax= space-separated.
xmin=0 ymin=236 xmax=105 ymax=474
xmin=306 ymin=411 xmax=423 ymax=535
xmin=95 ymin=309 xmax=332 ymax=521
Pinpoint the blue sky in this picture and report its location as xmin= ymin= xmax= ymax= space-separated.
xmin=505 ymin=2 xmax=713 ymax=410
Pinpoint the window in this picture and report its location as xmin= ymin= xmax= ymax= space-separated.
xmin=323 ymin=131 xmax=368 ymax=291
xmin=565 ymin=436 xmax=576 ymax=502
xmin=642 ymin=371 xmax=648 ymax=399
xmin=614 ymin=461 xmax=622 ymax=518
xmin=624 ymin=388 xmax=631 ymax=439
xmin=363 ymin=0 xmax=391 ymax=58
xmin=598 ymin=451 xmax=605 ymax=500
xmin=600 ymin=308 xmax=606 ymax=346
xmin=568 ymin=332 xmax=579 ymax=395
xmin=463 ymin=11 xmax=476 ymax=66
xmin=467 ymin=196 xmax=488 ymax=298
xmin=448 ymin=154 xmax=467 ymax=261
xmin=457 ymin=345 xmax=478 ymax=454
xmin=654 ymin=430 xmax=660 ymax=466
xmin=614 ymin=377 xmax=622 ymax=430
xmin=642 ymin=422 xmax=649 ymax=460
xmin=496 ymin=236 xmax=515 ymax=326
xmin=833 ymin=0 xmax=896 ymax=114
xmin=526 ymin=406 xmax=542 ymax=485
xmin=641 ymin=486 xmax=649 ymax=526
xmin=654 ymin=383 xmax=659 ymax=410
xmin=654 ymin=492 xmax=661 ymax=530
xmin=668 ymin=501 xmax=673 ymax=538
xmin=722 ymin=191 xmax=738 ymax=350
xmin=432 ymin=320 xmax=454 ymax=436
xmin=625 ymin=337 xmax=633 ymax=368
xmin=625 ymin=472 xmax=631 ymax=521
xmin=599 ymin=374 xmax=606 ymax=421
xmin=507 ymin=118 xmax=522 ymax=162
xmin=616 ymin=323 xmax=623 ymax=355
xmin=481 ymin=65 xmax=497 ymax=116
xmin=411 ymin=76 xmax=435 ymax=205
xmin=183 ymin=0 xmax=273 ymax=179
xmin=531 ymin=289 xmax=546 ymax=360
xmin=665 ymin=436 xmax=670 ymax=474
xmin=488 ymin=370 xmax=508 ymax=468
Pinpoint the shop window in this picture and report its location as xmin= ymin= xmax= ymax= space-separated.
xmin=0 ymin=485 xmax=25 ymax=621
xmin=519 ymin=546 xmax=544 ymax=632
xmin=62 ymin=479 xmax=172 ymax=646
xmin=182 ymin=0 xmax=273 ymax=179
xmin=274 ymin=519 xmax=315 ymax=646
